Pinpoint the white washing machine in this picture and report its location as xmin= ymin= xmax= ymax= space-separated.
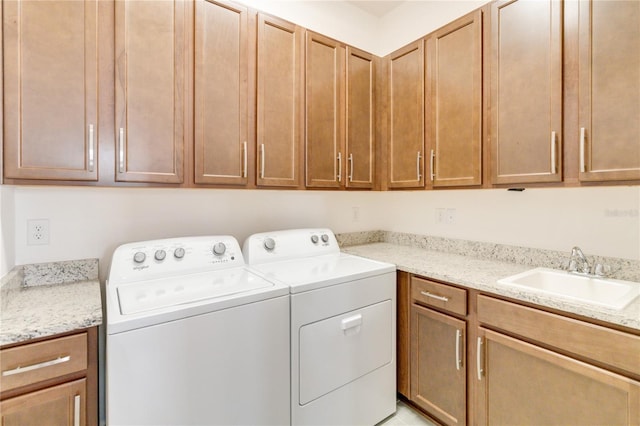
xmin=243 ymin=228 xmax=397 ymax=426
xmin=106 ymin=236 xmax=290 ymax=426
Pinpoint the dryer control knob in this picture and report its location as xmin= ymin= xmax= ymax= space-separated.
xmin=264 ymin=237 xmax=276 ymax=251
xmin=321 ymin=234 xmax=329 ymax=243
xmin=174 ymin=247 xmax=185 ymax=259
xmin=133 ymin=251 xmax=146 ymax=264
xmin=212 ymin=242 xmax=227 ymax=256
xmin=154 ymin=250 xmax=166 ymax=261
xmin=310 ymin=235 xmax=319 ymax=244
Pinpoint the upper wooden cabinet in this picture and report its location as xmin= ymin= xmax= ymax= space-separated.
xmin=388 ymin=40 xmax=425 ymax=189
xmin=3 ymin=0 xmax=99 ymax=181
xmin=305 ymin=32 xmax=345 ymax=188
xmin=426 ymin=11 xmax=482 ymax=188
xmin=346 ymin=47 xmax=376 ymax=189
xmin=115 ymin=0 xmax=187 ymax=183
xmin=490 ymin=0 xmax=563 ymax=185
xmin=578 ymin=0 xmax=640 ymax=182
xmin=194 ymin=0 xmax=251 ymax=186
xmin=256 ymin=14 xmax=303 ymax=188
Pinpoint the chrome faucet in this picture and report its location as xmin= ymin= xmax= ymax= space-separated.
xmin=567 ymin=246 xmax=609 ymax=277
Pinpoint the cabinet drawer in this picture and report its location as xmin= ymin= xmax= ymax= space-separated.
xmin=1 ymin=333 xmax=88 ymax=393
xmin=411 ymin=276 xmax=467 ymax=316
xmin=477 ymin=295 xmax=640 ymax=377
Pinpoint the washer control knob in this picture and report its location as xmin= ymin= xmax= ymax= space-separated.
xmin=212 ymin=242 xmax=227 ymax=256
xmin=264 ymin=237 xmax=276 ymax=251
xmin=321 ymin=234 xmax=329 ymax=243
xmin=154 ymin=250 xmax=166 ymax=261
xmin=310 ymin=235 xmax=319 ymax=244
xmin=174 ymin=247 xmax=185 ymax=259
xmin=133 ymin=251 xmax=146 ymax=264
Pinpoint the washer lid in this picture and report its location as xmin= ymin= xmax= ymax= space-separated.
xmin=249 ymin=253 xmax=395 ymax=293
xmin=117 ymin=267 xmax=273 ymax=315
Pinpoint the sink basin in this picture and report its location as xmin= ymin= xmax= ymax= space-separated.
xmin=497 ymin=267 xmax=640 ymax=310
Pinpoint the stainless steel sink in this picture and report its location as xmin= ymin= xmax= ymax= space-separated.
xmin=497 ymin=267 xmax=640 ymax=310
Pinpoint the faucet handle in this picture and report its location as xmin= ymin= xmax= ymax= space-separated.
xmin=567 ymin=259 xmax=578 ymax=272
xmin=592 ymin=263 xmax=611 ymax=277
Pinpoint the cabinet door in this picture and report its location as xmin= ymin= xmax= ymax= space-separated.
xmin=256 ymin=14 xmax=302 ymax=187
xmin=427 ymin=11 xmax=482 ymax=187
xmin=305 ymin=32 xmax=345 ymax=188
xmin=578 ymin=0 xmax=640 ymax=182
xmin=411 ymin=304 xmax=466 ymax=426
xmin=115 ymin=0 xmax=186 ymax=183
xmin=490 ymin=0 xmax=563 ymax=184
xmin=476 ymin=328 xmax=640 ymax=425
xmin=388 ymin=40 xmax=425 ymax=189
xmin=346 ymin=47 xmax=375 ymax=189
xmin=0 ymin=379 xmax=86 ymax=426
xmin=3 ymin=0 xmax=98 ymax=181
xmin=194 ymin=0 xmax=250 ymax=185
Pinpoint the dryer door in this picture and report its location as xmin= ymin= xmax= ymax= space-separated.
xmin=298 ymin=299 xmax=393 ymax=405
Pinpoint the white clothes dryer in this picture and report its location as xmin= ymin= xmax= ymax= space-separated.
xmin=243 ymin=228 xmax=397 ymax=426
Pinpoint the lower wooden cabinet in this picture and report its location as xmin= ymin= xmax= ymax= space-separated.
xmin=0 ymin=328 xmax=98 ymax=426
xmin=0 ymin=379 xmax=86 ymax=426
xmin=476 ymin=328 xmax=640 ymax=425
xmin=403 ymin=274 xmax=640 ymax=425
xmin=411 ymin=304 xmax=466 ymax=426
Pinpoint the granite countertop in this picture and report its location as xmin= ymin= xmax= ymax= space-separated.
xmin=343 ymin=242 xmax=640 ymax=331
xmin=0 ymin=259 xmax=103 ymax=347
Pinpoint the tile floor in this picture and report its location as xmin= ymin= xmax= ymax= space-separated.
xmin=377 ymin=400 xmax=437 ymax=426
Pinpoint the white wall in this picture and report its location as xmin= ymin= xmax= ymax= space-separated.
xmin=382 ymin=186 xmax=640 ymax=260
xmin=377 ymin=0 xmax=490 ymax=56
xmin=238 ymin=0 xmax=381 ymax=54
xmin=11 ymin=187 xmax=385 ymax=278
xmin=0 ymin=186 xmax=16 ymax=276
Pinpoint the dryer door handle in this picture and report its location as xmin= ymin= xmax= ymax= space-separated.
xmin=341 ymin=314 xmax=362 ymax=331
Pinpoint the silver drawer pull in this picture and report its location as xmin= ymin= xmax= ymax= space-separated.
xmin=74 ymin=394 xmax=81 ymax=426
xmin=455 ymin=329 xmax=463 ymax=371
xmin=477 ymin=337 xmax=484 ymax=381
xmin=2 ymin=355 xmax=71 ymax=377
xmin=416 ymin=151 xmax=422 ymax=180
xmin=337 ymin=152 xmax=342 ymax=182
xmin=550 ymin=131 xmax=557 ymax=174
xmin=348 ymin=153 xmax=353 ymax=182
xmin=260 ymin=143 xmax=266 ymax=179
xmin=242 ymin=141 xmax=248 ymax=178
xmin=88 ymin=124 xmax=95 ymax=172
xmin=430 ymin=149 xmax=435 ymax=181
xmin=118 ymin=127 xmax=125 ymax=173
xmin=579 ymin=127 xmax=586 ymax=173
xmin=420 ymin=291 xmax=449 ymax=302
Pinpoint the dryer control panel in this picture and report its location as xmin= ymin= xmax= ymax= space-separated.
xmin=109 ymin=236 xmax=244 ymax=285
xmin=242 ymin=228 xmax=340 ymax=265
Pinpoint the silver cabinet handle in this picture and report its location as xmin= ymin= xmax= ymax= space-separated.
xmin=2 ymin=355 xmax=71 ymax=377
xmin=455 ymin=329 xmax=463 ymax=371
xmin=417 ymin=151 xmax=422 ymax=180
xmin=477 ymin=337 xmax=484 ymax=381
xmin=430 ymin=149 xmax=435 ymax=181
xmin=420 ymin=291 xmax=449 ymax=302
xmin=550 ymin=131 xmax=557 ymax=174
xmin=74 ymin=394 xmax=81 ymax=426
xmin=579 ymin=127 xmax=586 ymax=173
xmin=260 ymin=143 xmax=265 ymax=179
xmin=118 ymin=127 xmax=125 ymax=173
xmin=337 ymin=152 xmax=342 ymax=182
xmin=348 ymin=153 xmax=353 ymax=182
xmin=242 ymin=141 xmax=248 ymax=178
xmin=88 ymin=124 xmax=95 ymax=172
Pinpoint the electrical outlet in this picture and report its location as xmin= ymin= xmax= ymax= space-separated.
xmin=446 ymin=208 xmax=457 ymax=224
xmin=27 ymin=219 xmax=50 ymax=245
xmin=352 ymin=206 xmax=360 ymax=222
xmin=435 ymin=208 xmax=446 ymax=224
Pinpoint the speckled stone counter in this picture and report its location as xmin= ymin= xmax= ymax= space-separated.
xmin=342 ymin=242 xmax=640 ymax=331
xmin=0 ymin=259 xmax=103 ymax=346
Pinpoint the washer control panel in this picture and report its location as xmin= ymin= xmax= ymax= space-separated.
xmin=109 ymin=235 xmax=244 ymax=285
xmin=242 ymin=228 xmax=339 ymax=265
